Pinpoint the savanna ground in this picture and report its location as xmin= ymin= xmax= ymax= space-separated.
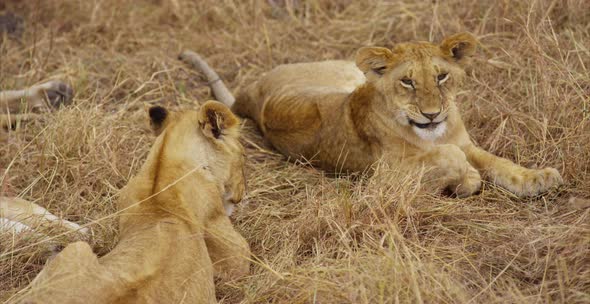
xmin=0 ymin=0 xmax=589 ymax=303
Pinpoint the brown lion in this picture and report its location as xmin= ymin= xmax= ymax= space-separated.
xmin=179 ymin=32 xmax=562 ymax=197
xmin=2 ymin=81 xmax=80 ymax=238
xmin=0 ymin=80 xmax=73 ymax=132
xmin=19 ymin=101 xmax=250 ymax=304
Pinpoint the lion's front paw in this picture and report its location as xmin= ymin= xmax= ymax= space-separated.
xmin=36 ymin=80 xmax=74 ymax=108
xmin=502 ymin=167 xmax=563 ymax=197
xmin=425 ymin=144 xmax=482 ymax=197
xmin=452 ymin=166 xmax=482 ymax=198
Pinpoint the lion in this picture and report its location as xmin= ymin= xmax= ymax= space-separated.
xmin=1 ymin=196 xmax=88 ymax=235
xmin=0 ymin=80 xmax=73 ymax=132
xmin=2 ymin=80 xmax=79 ymax=237
xmin=18 ymin=101 xmax=250 ymax=304
xmin=179 ymin=32 xmax=563 ymax=197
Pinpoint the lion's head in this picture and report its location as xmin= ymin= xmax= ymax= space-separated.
xmin=148 ymin=100 xmax=246 ymax=216
xmin=355 ymin=32 xmax=477 ymax=141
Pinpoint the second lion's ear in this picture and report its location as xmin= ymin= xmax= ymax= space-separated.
xmin=198 ymin=100 xmax=239 ymax=141
xmin=439 ymin=32 xmax=478 ymax=66
xmin=355 ymin=47 xmax=394 ymax=76
xmin=149 ymin=105 xmax=168 ymax=136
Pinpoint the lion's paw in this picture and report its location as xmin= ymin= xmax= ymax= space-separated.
xmin=501 ymin=167 xmax=563 ymax=197
xmin=452 ymin=166 xmax=482 ymax=198
xmin=425 ymin=144 xmax=482 ymax=197
xmin=36 ymin=80 xmax=74 ymax=108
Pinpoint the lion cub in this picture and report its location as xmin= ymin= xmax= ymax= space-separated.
xmin=21 ymin=101 xmax=250 ymax=304
xmin=180 ymin=33 xmax=562 ymax=197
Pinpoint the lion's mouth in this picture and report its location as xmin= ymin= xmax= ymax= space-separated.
xmin=409 ymin=119 xmax=446 ymax=130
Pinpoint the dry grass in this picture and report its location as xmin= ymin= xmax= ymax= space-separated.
xmin=1 ymin=0 xmax=589 ymax=303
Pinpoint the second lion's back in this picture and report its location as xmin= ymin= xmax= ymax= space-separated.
xmin=232 ymin=60 xmax=365 ymax=163
xmin=233 ymin=60 xmax=365 ymax=125
xmin=261 ymin=60 xmax=365 ymax=94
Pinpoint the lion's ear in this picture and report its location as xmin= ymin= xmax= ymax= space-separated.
xmin=198 ymin=100 xmax=239 ymax=140
xmin=440 ymin=32 xmax=478 ymax=65
xmin=355 ymin=47 xmax=394 ymax=76
xmin=149 ymin=105 xmax=168 ymax=136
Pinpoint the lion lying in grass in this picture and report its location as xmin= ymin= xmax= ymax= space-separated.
xmin=1 ymin=81 xmax=81 ymax=237
xmin=180 ymin=32 xmax=563 ymax=197
xmin=0 ymin=80 xmax=73 ymax=131
xmin=0 ymin=196 xmax=87 ymax=235
xmin=18 ymin=101 xmax=250 ymax=304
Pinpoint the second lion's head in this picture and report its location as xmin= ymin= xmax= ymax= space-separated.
xmin=355 ymin=32 xmax=478 ymax=141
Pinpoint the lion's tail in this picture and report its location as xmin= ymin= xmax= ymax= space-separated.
xmin=178 ymin=50 xmax=235 ymax=107
xmin=178 ymin=50 xmax=263 ymax=125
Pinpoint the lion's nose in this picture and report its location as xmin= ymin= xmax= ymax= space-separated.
xmin=421 ymin=111 xmax=440 ymax=121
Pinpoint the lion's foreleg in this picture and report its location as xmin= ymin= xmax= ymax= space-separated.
xmin=463 ymin=145 xmax=562 ymax=197
xmin=0 ymin=196 xmax=89 ymax=234
xmin=204 ymin=215 xmax=250 ymax=280
xmin=0 ymin=113 xmax=40 ymax=130
xmin=402 ymin=144 xmax=482 ymax=197
xmin=0 ymin=81 xmax=73 ymax=115
xmin=0 ymin=88 xmax=39 ymax=113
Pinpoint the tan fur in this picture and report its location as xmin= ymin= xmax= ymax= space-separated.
xmin=1 ymin=81 xmax=81 ymax=239
xmin=229 ymin=33 xmax=562 ymax=197
xmin=0 ymin=196 xmax=88 ymax=235
xmin=20 ymin=101 xmax=250 ymax=304
xmin=0 ymin=80 xmax=73 ymax=132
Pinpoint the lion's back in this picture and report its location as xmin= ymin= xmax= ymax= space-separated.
xmin=233 ymin=60 xmax=364 ymax=126
xmin=232 ymin=60 xmax=365 ymax=163
xmin=262 ymin=60 xmax=365 ymax=91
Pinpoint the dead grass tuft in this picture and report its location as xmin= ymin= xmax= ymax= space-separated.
xmin=1 ymin=0 xmax=589 ymax=303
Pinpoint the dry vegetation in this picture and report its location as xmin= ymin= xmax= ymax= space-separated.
xmin=1 ymin=0 xmax=589 ymax=303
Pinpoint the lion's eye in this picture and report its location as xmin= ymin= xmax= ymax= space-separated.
xmin=372 ymin=66 xmax=387 ymax=75
xmin=400 ymin=78 xmax=414 ymax=88
xmin=437 ymin=73 xmax=449 ymax=84
xmin=400 ymin=77 xmax=414 ymax=89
